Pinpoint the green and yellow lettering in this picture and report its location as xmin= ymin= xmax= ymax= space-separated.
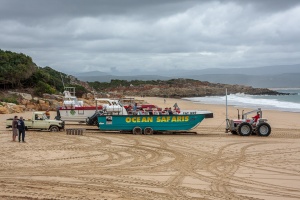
xmin=132 ymin=117 xmax=136 ymax=123
xmin=142 ymin=117 xmax=147 ymax=122
xmin=157 ymin=116 xmax=161 ymax=122
xmin=171 ymin=116 xmax=177 ymax=122
xmin=126 ymin=117 xmax=131 ymax=123
xmin=185 ymin=116 xmax=189 ymax=121
xmin=177 ymin=116 xmax=182 ymax=122
xmin=147 ymin=117 xmax=153 ymax=122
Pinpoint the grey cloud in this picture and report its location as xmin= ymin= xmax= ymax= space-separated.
xmin=1 ymin=0 xmax=300 ymax=75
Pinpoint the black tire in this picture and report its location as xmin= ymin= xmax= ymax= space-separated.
xmin=144 ymin=127 xmax=153 ymax=135
xmin=49 ymin=126 xmax=59 ymax=132
xmin=93 ymin=119 xmax=98 ymax=126
xmin=237 ymin=122 xmax=252 ymax=136
xmin=133 ymin=127 xmax=142 ymax=135
xmin=231 ymin=130 xmax=238 ymax=135
xmin=256 ymin=122 xmax=271 ymax=137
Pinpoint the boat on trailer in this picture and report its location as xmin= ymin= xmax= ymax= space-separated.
xmin=97 ymin=110 xmax=213 ymax=134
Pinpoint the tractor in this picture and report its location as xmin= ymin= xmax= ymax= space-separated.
xmin=226 ymin=108 xmax=271 ymax=136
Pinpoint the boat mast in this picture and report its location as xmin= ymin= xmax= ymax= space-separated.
xmin=225 ymin=88 xmax=229 ymax=133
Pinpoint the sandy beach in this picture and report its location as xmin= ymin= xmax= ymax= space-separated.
xmin=1 ymin=96 xmax=300 ymax=200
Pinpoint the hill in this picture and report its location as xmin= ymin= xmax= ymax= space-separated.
xmin=75 ymin=64 xmax=300 ymax=88
xmin=0 ymin=49 xmax=286 ymax=104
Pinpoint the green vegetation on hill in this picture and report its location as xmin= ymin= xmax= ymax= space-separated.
xmin=0 ymin=49 xmax=36 ymax=88
xmin=0 ymin=49 xmax=87 ymax=97
xmin=88 ymin=79 xmax=201 ymax=91
xmin=0 ymin=49 xmax=282 ymax=101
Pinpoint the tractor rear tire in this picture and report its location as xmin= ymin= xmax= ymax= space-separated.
xmin=237 ymin=122 xmax=252 ymax=136
xmin=133 ymin=127 xmax=142 ymax=135
xmin=256 ymin=122 xmax=271 ymax=137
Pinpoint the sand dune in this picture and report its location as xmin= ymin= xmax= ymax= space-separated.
xmin=0 ymin=97 xmax=300 ymax=199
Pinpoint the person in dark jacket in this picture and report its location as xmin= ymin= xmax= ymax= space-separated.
xmin=17 ymin=116 xmax=26 ymax=142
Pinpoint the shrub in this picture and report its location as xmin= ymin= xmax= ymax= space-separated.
xmin=34 ymin=81 xmax=56 ymax=96
xmin=1 ymin=96 xmax=19 ymax=104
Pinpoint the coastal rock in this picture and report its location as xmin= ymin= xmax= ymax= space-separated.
xmin=106 ymin=79 xmax=284 ymax=98
xmin=0 ymin=106 xmax=9 ymax=114
xmin=8 ymin=91 xmax=32 ymax=100
xmin=26 ymin=103 xmax=38 ymax=111
xmin=86 ymin=93 xmax=94 ymax=100
xmin=1 ymin=103 xmax=25 ymax=113
xmin=12 ymin=105 xmax=26 ymax=113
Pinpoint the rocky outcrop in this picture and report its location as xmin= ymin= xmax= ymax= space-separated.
xmin=0 ymin=102 xmax=26 ymax=114
xmin=102 ymin=79 xmax=283 ymax=98
xmin=0 ymin=79 xmax=287 ymax=114
xmin=0 ymin=91 xmax=97 ymax=114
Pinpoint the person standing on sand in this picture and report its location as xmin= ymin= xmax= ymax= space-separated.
xmin=12 ymin=116 xmax=18 ymax=142
xmin=17 ymin=116 xmax=26 ymax=143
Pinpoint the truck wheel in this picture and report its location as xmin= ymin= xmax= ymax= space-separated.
xmin=49 ymin=126 xmax=59 ymax=132
xmin=133 ymin=127 xmax=142 ymax=135
xmin=256 ymin=122 xmax=271 ymax=137
xmin=144 ymin=127 xmax=153 ymax=135
xmin=237 ymin=122 xmax=252 ymax=136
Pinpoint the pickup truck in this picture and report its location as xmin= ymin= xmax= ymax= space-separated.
xmin=6 ymin=112 xmax=65 ymax=132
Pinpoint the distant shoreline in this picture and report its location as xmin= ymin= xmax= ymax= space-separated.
xmin=268 ymin=87 xmax=300 ymax=90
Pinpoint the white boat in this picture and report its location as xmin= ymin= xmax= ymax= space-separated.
xmin=62 ymin=90 xmax=84 ymax=107
xmin=56 ymin=97 xmax=126 ymax=123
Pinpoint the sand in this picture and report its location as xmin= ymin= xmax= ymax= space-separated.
xmin=0 ymin=96 xmax=300 ymax=200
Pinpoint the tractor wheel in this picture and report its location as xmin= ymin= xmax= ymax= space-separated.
xmin=144 ymin=127 xmax=153 ymax=135
xmin=237 ymin=122 xmax=252 ymax=136
xmin=231 ymin=130 xmax=238 ymax=135
xmin=133 ymin=127 xmax=142 ymax=135
xmin=256 ymin=122 xmax=271 ymax=137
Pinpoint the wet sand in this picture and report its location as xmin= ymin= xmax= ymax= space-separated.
xmin=0 ymin=97 xmax=300 ymax=200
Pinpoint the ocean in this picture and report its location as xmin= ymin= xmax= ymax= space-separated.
xmin=183 ymin=88 xmax=300 ymax=113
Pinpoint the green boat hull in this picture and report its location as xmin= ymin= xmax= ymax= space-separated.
xmin=98 ymin=113 xmax=212 ymax=132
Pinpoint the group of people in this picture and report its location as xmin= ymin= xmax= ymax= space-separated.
xmin=126 ymin=102 xmax=181 ymax=116
xmin=12 ymin=116 xmax=26 ymax=142
xmin=11 ymin=109 xmax=51 ymax=142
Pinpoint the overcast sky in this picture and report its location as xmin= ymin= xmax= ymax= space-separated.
xmin=1 ymin=0 xmax=300 ymax=75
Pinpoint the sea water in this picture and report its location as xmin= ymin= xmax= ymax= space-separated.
xmin=183 ymin=88 xmax=300 ymax=113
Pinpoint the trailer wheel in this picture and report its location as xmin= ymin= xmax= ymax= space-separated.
xmin=256 ymin=122 xmax=271 ymax=137
xmin=133 ymin=127 xmax=142 ymax=135
xmin=237 ymin=122 xmax=252 ymax=136
xmin=144 ymin=127 xmax=153 ymax=135
xmin=49 ymin=126 xmax=59 ymax=132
